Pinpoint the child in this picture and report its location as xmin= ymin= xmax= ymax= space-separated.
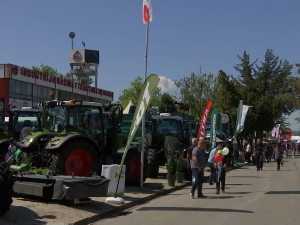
xmin=214 ymin=149 xmax=226 ymax=194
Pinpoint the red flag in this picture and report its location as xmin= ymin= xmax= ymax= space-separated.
xmin=286 ymin=128 xmax=292 ymax=139
xmin=143 ymin=0 xmax=153 ymax=24
xmin=197 ymin=101 xmax=212 ymax=141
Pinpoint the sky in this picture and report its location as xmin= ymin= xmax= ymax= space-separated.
xmin=0 ymin=0 xmax=300 ymax=131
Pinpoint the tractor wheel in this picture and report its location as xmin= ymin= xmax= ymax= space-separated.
xmin=147 ymin=148 xmax=159 ymax=179
xmin=123 ymin=148 xmax=148 ymax=186
xmin=0 ymin=162 xmax=14 ymax=216
xmin=52 ymin=140 xmax=100 ymax=177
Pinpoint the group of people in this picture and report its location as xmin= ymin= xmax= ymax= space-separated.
xmin=186 ymin=138 xmax=227 ymax=198
xmin=185 ymin=137 xmax=294 ymax=198
xmin=244 ymin=139 xmax=295 ymax=171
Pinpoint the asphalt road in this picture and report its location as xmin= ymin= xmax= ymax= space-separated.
xmin=95 ymin=156 xmax=300 ymax=225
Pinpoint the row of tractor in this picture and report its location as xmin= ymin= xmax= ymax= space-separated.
xmin=0 ymin=94 xmax=198 ymax=216
xmin=0 ymin=93 xmax=233 ymax=216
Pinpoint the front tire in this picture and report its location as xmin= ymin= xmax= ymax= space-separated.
xmin=0 ymin=162 xmax=14 ymax=216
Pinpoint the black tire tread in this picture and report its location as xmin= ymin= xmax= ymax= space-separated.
xmin=0 ymin=162 xmax=14 ymax=216
xmin=147 ymin=148 xmax=159 ymax=178
xmin=123 ymin=148 xmax=148 ymax=186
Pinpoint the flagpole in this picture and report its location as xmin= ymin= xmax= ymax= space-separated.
xmin=141 ymin=22 xmax=150 ymax=189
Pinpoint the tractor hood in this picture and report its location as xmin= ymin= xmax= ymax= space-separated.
xmin=19 ymin=131 xmax=57 ymax=148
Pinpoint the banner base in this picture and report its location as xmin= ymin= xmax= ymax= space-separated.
xmin=105 ymin=197 xmax=125 ymax=205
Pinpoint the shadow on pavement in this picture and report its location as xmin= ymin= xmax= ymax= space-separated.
xmin=2 ymin=205 xmax=54 ymax=225
xmin=204 ymin=196 xmax=241 ymax=199
xmin=228 ymin=176 xmax=266 ymax=178
xmin=223 ymin=192 xmax=251 ymax=195
xmin=137 ymin=206 xmax=253 ymax=213
xmin=265 ymin=191 xmax=300 ymax=195
xmin=226 ymin=183 xmax=253 ymax=186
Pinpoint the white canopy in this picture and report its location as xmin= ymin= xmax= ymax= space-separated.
xmin=123 ymin=100 xmax=135 ymax=114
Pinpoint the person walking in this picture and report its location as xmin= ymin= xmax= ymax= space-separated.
xmin=245 ymin=141 xmax=252 ymax=163
xmin=190 ymin=140 xmax=206 ymax=199
xmin=185 ymin=138 xmax=198 ymax=180
xmin=254 ymin=139 xmax=264 ymax=171
xmin=274 ymin=143 xmax=284 ymax=171
xmin=207 ymin=141 xmax=223 ymax=185
xmin=214 ymin=149 xmax=226 ymax=194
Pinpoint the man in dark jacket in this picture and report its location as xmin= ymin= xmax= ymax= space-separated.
xmin=254 ymin=139 xmax=264 ymax=171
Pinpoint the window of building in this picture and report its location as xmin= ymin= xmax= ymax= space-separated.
xmin=15 ymin=80 xmax=21 ymax=94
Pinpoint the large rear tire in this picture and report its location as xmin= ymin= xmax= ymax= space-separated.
xmin=0 ymin=162 xmax=14 ymax=216
xmin=52 ymin=140 xmax=100 ymax=177
xmin=147 ymin=148 xmax=159 ymax=179
xmin=123 ymin=148 xmax=148 ymax=186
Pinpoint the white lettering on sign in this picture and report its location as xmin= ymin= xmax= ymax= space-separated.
xmin=212 ymin=114 xmax=216 ymax=148
xmin=16 ymin=66 xmax=113 ymax=98
xmin=199 ymin=109 xmax=209 ymax=140
xmin=131 ymin=82 xmax=150 ymax=136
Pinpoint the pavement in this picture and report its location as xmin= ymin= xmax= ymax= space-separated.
xmin=0 ymin=168 xmax=193 ymax=225
xmin=93 ymin=156 xmax=300 ymax=225
xmin=0 ymin=164 xmax=245 ymax=225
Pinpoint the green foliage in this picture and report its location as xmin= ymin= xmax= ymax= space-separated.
xmin=166 ymin=141 xmax=176 ymax=174
xmin=233 ymin=49 xmax=296 ymax=138
xmin=32 ymin=64 xmax=93 ymax=85
xmin=213 ymin=70 xmax=241 ymax=135
xmin=158 ymin=93 xmax=179 ymax=113
xmin=118 ymin=76 xmax=161 ymax=109
xmin=176 ymin=152 xmax=184 ymax=173
xmin=174 ymin=72 xmax=216 ymax=120
xmin=32 ymin=64 xmax=64 ymax=78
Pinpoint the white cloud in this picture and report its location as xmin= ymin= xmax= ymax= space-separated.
xmin=157 ymin=76 xmax=177 ymax=93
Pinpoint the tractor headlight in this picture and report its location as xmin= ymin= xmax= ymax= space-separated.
xmin=29 ymin=138 xmax=33 ymax=143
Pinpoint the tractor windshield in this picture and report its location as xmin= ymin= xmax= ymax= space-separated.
xmin=68 ymin=106 xmax=104 ymax=137
xmin=43 ymin=106 xmax=66 ymax=133
xmin=15 ymin=112 xmax=41 ymax=132
xmin=14 ymin=111 xmax=42 ymax=141
xmin=157 ymin=119 xmax=183 ymax=136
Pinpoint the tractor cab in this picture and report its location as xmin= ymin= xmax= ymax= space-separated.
xmin=0 ymin=107 xmax=41 ymax=162
xmin=147 ymin=113 xmax=185 ymax=147
xmin=9 ymin=107 xmax=42 ymax=142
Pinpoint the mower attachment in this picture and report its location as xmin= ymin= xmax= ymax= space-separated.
xmin=13 ymin=173 xmax=110 ymax=201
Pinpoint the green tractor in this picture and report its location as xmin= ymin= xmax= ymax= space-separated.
xmin=0 ymin=107 xmax=42 ymax=216
xmin=0 ymin=107 xmax=42 ymax=163
xmin=145 ymin=112 xmax=194 ymax=178
xmin=18 ymin=99 xmax=147 ymax=185
xmin=121 ymin=102 xmax=195 ymax=179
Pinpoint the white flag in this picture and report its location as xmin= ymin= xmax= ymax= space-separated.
xmin=240 ymin=105 xmax=250 ymax=131
xmin=272 ymin=124 xmax=281 ymax=138
xmin=143 ymin=0 xmax=153 ymax=24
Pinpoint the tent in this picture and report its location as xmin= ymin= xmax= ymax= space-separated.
xmin=123 ymin=100 xmax=135 ymax=114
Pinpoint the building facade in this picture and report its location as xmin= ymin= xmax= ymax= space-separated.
xmin=0 ymin=64 xmax=114 ymax=119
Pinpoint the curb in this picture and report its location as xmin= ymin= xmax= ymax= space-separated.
xmin=72 ymin=181 xmax=191 ymax=225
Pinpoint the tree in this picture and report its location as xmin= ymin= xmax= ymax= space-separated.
xmin=32 ymin=64 xmax=93 ymax=85
xmin=174 ymin=72 xmax=216 ymax=120
xmin=158 ymin=93 xmax=178 ymax=113
xmin=32 ymin=64 xmax=64 ymax=78
xmin=235 ymin=49 xmax=296 ymax=138
xmin=117 ymin=76 xmax=161 ymax=109
xmin=213 ymin=70 xmax=242 ymax=135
